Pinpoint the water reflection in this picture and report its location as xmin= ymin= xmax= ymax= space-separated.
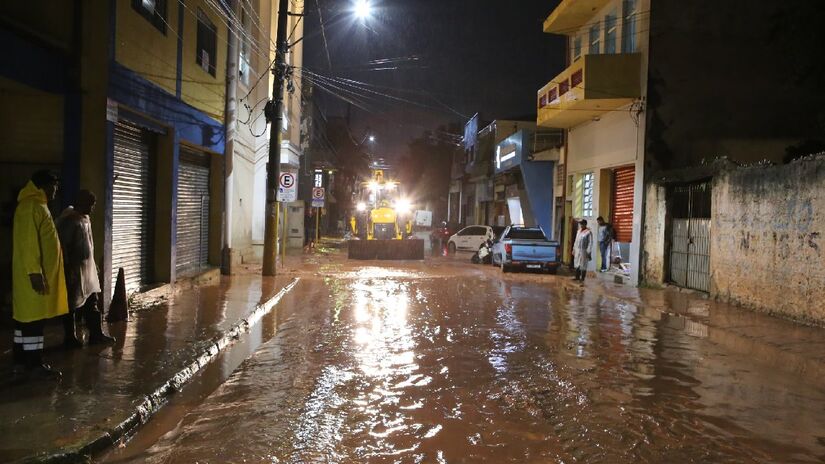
xmin=108 ymin=270 xmax=825 ymax=464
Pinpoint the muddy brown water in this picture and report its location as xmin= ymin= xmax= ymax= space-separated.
xmin=105 ymin=260 xmax=825 ymax=463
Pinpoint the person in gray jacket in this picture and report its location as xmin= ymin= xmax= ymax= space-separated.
xmin=56 ymin=190 xmax=115 ymax=346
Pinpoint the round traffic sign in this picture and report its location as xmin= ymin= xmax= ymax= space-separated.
xmin=279 ymin=172 xmax=295 ymax=189
xmin=312 ymin=187 xmax=325 ymax=199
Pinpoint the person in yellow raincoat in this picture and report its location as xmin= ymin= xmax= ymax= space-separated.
xmin=12 ymin=170 xmax=68 ymax=380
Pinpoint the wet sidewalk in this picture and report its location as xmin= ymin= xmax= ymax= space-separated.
xmin=561 ymin=270 xmax=825 ymax=382
xmin=0 ymin=271 xmax=296 ymax=463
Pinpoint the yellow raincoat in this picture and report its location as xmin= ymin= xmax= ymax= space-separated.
xmin=12 ymin=181 xmax=68 ymax=322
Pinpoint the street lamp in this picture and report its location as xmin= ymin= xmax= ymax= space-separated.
xmin=354 ymin=0 xmax=372 ymax=20
xmin=263 ymin=0 xmax=376 ymax=276
xmin=368 ymin=135 xmax=376 ymax=143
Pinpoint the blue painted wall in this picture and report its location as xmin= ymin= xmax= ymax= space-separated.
xmin=520 ymin=161 xmax=554 ymax=239
xmin=497 ymin=130 xmax=555 ymax=238
xmin=108 ymin=61 xmax=225 ymax=153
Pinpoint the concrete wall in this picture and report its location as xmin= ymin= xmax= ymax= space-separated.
xmin=641 ymin=182 xmax=667 ymax=285
xmin=711 ymin=156 xmax=825 ymax=324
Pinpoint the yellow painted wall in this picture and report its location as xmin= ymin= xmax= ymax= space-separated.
xmin=0 ymin=77 xmax=64 ymax=164
xmin=115 ymin=1 xmax=179 ymax=96
xmin=180 ymin=0 xmax=227 ymax=122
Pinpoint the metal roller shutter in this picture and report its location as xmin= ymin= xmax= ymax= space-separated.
xmin=176 ymin=148 xmax=210 ymax=275
xmin=112 ymin=120 xmax=156 ymax=293
xmin=611 ymin=166 xmax=635 ymax=243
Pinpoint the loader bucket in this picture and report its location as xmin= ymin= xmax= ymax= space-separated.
xmin=348 ymin=239 xmax=425 ymax=260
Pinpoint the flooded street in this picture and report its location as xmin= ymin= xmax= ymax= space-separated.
xmin=105 ymin=257 xmax=825 ymax=463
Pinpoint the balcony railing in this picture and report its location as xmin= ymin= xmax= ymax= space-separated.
xmin=544 ymin=0 xmax=613 ymax=35
xmin=537 ymin=53 xmax=641 ymax=128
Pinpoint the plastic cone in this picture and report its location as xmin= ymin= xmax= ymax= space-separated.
xmin=106 ymin=267 xmax=129 ymax=322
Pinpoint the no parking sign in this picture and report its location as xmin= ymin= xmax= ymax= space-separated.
xmin=277 ymin=172 xmax=297 ymax=202
xmin=311 ymin=187 xmax=325 ymax=208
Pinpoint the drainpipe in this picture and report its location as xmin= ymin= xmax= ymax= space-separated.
xmin=222 ymin=0 xmax=239 ymax=275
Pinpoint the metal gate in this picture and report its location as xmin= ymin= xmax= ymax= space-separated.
xmin=112 ymin=120 xmax=156 ymax=293
xmin=669 ymin=181 xmax=711 ymax=292
xmin=176 ymin=148 xmax=210 ymax=275
xmin=611 ymin=166 xmax=635 ymax=243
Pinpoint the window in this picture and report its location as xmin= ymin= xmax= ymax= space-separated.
xmin=506 ymin=228 xmax=546 ymax=240
xmin=604 ymin=10 xmax=618 ymax=54
xmin=132 ymin=0 xmax=167 ymax=34
xmin=573 ymin=35 xmax=582 ymax=61
xmin=196 ymin=8 xmax=217 ymax=77
xmin=469 ymin=227 xmax=487 ymax=236
xmin=588 ymin=23 xmax=601 ymax=55
xmin=239 ymin=7 xmax=253 ymax=86
xmin=582 ymin=172 xmax=594 ymax=217
xmin=622 ymin=0 xmax=638 ymax=53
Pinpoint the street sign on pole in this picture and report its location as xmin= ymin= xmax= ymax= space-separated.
xmin=277 ymin=171 xmax=297 ymax=202
xmin=311 ymin=187 xmax=325 ymax=208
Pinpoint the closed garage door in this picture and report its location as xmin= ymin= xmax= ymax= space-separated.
xmin=112 ymin=120 xmax=156 ymax=293
xmin=176 ymin=148 xmax=210 ymax=275
xmin=611 ymin=166 xmax=635 ymax=243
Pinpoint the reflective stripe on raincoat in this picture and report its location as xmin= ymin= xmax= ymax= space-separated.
xmin=12 ymin=181 xmax=68 ymax=323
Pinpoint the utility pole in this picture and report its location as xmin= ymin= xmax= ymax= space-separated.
xmin=222 ymin=0 xmax=238 ymax=275
xmin=262 ymin=0 xmax=291 ymax=276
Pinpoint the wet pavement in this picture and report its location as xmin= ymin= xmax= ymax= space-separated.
xmin=103 ymin=248 xmax=825 ymax=464
xmin=0 ymin=272 xmax=294 ymax=462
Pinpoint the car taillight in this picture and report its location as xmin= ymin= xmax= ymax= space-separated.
xmin=504 ymin=244 xmax=512 ymax=254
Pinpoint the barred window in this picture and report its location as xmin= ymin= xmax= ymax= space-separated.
xmin=582 ymin=172 xmax=594 ymax=217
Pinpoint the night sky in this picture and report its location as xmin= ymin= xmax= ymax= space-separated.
xmin=302 ymin=0 xmax=565 ymax=158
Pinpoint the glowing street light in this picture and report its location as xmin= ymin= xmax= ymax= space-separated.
xmin=354 ymin=0 xmax=372 ymax=20
xmin=368 ymin=135 xmax=376 ymax=142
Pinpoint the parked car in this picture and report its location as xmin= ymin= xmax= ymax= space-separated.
xmin=447 ymin=225 xmax=495 ymax=254
xmin=491 ymin=226 xmax=560 ymax=273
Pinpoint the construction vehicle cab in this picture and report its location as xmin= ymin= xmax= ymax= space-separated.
xmin=348 ymin=167 xmax=423 ymax=260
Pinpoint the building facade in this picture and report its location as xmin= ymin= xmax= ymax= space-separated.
xmin=450 ymin=115 xmax=538 ymax=228
xmin=537 ymin=0 xmax=650 ymax=283
xmin=1 ymin=0 xmax=303 ymax=309
xmin=225 ymin=0 xmax=305 ymax=269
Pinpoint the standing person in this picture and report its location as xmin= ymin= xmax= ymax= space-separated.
xmin=572 ymin=219 xmax=592 ymax=283
xmin=303 ymin=207 xmax=315 ymax=251
xmin=596 ymin=216 xmax=613 ymax=272
xmin=12 ymin=170 xmax=68 ymax=380
xmin=56 ymin=190 xmax=115 ymax=347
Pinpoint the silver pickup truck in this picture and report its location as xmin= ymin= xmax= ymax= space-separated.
xmin=491 ymin=226 xmax=561 ymax=273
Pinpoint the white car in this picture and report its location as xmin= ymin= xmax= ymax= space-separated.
xmin=448 ymin=225 xmax=495 ymax=254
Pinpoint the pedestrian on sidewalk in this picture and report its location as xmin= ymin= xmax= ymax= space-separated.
xmin=11 ymin=170 xmax=68 ymax=380
xmin=572 ymin=219 xmax=592 ymax=283
xmin=596 ymin=216 xmax=614 ymax=272
xmin=304 ymin=207 xmax=316 ymax=251
xmin=56 ymin=190 xmax=115 ymax=347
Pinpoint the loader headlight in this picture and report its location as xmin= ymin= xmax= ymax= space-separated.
xmin=356 ymin=202 xmax=367 ymax=212
xmin=395 ymin=199 xmax=412 ymax=214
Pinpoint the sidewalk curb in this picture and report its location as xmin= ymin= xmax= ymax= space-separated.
xmin=22 ymin=277 xmax=300 ymax=464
